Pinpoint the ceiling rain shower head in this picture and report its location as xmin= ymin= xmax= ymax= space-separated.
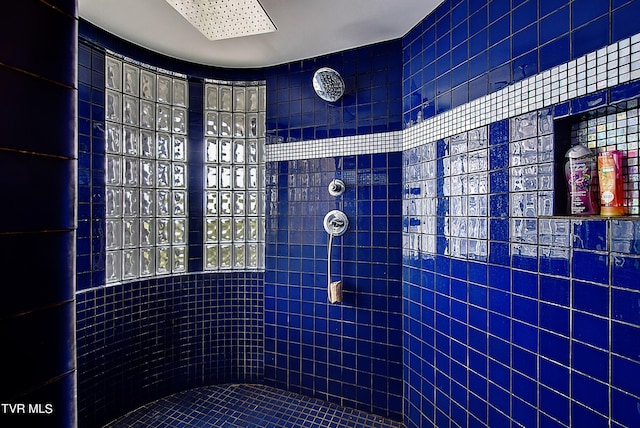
xmin=165 ymin=0 xmax=277 ymax=41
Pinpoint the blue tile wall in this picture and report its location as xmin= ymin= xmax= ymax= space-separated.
xmin=77 ymin=25 xmax=267 ymax=427
xmin=264 ymin=153 xmax=404 ymax=420
xmin=265 ymin=41 xmax=403 ymax=143
xmin=402 ymin=96 xmax=640 ymax=428
xmin=402 ymin=0 xmax=640 ymax=124
xmin=76 ymin=271 xmax=263 ymax=427
xmin=75 ymin=6 xmax=640 ymax=428
xmin=1 ymin=2 xmax=77 ymax=427
xmin=77 ymin=23 xmax=268 ymax=292
xmin=402 ymin=2 xmax=640 ymax=428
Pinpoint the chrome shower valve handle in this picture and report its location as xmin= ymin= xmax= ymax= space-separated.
xmin=323 ymin=210 xmax=349 ymax=236
xmin=328 ymin=179 xmax=345 ymax=197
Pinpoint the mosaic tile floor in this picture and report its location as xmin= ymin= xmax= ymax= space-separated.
xmin=104 ymin=383 xmax=405 ymax=428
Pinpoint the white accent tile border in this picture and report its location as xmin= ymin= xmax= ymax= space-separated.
xmin=404 ymin=33 xmax=640 ymax=151
xmin=266 ymin=32 xmax=640 ymax=162
xmin=266 ymin=131 xmax=403 ymax=162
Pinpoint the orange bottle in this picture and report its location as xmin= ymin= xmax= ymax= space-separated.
xmin=597 ymin=150 xmax=625 ymax=216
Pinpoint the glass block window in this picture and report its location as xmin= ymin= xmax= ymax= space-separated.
xmin=444 ymin=127 xmax=490 ymax=260
xmin=105 ymin=55 xmax=188 ymax=283
xmin=509 ymin=109 xmax=556 ymax=258
xmin=204 ymin=81 xmax=266 ymax=270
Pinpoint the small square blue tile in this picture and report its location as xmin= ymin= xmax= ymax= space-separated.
xmin=571 ymin=90 xmax=608 ymax=114
xmin=512 ymin=370 xmax=536 ymax=403
xmin=539 ymin=358 xmax=569 ymax=395
xmin=612 ymin=321 xmax=640 ymax=362
xmin=573 ymin=220 xmax=608 ymax=251
xmin=572 ymin=402 xmax=609 ymax=428
xmin=573 ymin=311 xmax=609 ymax=350
xmin=612 ymin=255 xmax=640 ymax=291
xmin=611 ymin=388 xmax=640 ymax=428
xmin=539 ymin=386 xmax=569 ymax=425
xmin=572 ymin=250 xmax=609 ymax=285
xmin=512 ymin=396 xmax=536 ymax=427
xmin=539 ymin=303 xmax=569 ymax=336
xmin=540 ymin=6 xmax=570 ymax=44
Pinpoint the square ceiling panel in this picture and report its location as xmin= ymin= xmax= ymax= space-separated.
xmin=166 ymin=0 xmax=276 ymax=41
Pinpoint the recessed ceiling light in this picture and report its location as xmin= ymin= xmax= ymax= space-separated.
xmin=165 ymin=0 xmax=277 ymax=41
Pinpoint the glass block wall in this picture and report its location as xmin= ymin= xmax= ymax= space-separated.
xmin=401 ymin=0 xmax=640 ymax=425
xmin=74 ymin=2 xmax=640 ymax=427
xmin=204 ymin=81 xmax=266 ymax=271
xmin=104 ymin=54 xmax=189 ymax=282
xmin=77 ymin=26 xmax=268 ymax=426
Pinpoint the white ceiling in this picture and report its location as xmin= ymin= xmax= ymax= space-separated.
xmin=78 ymin=0 xmax=443 ymax=68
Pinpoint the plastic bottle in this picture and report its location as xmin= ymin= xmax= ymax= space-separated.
xmin=565 ymin=144 xmax=598 ymax=215
xmin=597 ymin=150 xmax=625 ymax=216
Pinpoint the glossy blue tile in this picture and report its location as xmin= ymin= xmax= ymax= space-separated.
xmin=612 ymin=255 xmax=640 ymax=291
xmin=573 ymin=219 xmax=608 ymax=251
xmin=572 ymin=371 xmax=610 ymax=417
xmin=539 ymin=251 xmax=570 ymax=277
xmin=1 ymin=2 xmax=76 ymax=88
xmin=538 ymin=0 xmax=564 ymax=16
xmin=539 ymin=275 xmax=569 ymax=305
xmin=0 ymin=152 xmax=75 ymax=232
xmin=571 ymin=90 xmax=609 ymax=114
xmin=512 ymin=294 xmax=538 ymax=324
xmin=573 ymin=280 xmax=609 ymax=317
xmin=512 ymin=50 xmax=538 ymax=81
xmin=512 ymin=2 xmax=536 ymax=33
xmin=489 ymin=142 xmax=509 ymax=169
xmin=469 ymin=73 xmax=489 ymax=99
xmin=490 ymin=169 xmax=509 ymax=193
xmin=540 ymin=6 xmax=570 ymax=44
xmin=512 ymin=320 xmax=537 ymax=351
xmin=611 ymin=388 xmax=640 ymax=428
xmin=611 ymin=79 xmax=640 ymax=103
xmin=489 ymin=62 xmax=510 ymax=92
xmin=469 ymin=307 xmax=488 ymax=332
xmin=573 ymin=311 xmax=609 ymax=350
xmin=554 ymin=101 xmax=570 ymax=117
xmin=452 ymin=24 xmax=468 ymax=49
xmin=540 ymin=386 xmax=570 ymax=426
xmin=540 ymin=303 xmax=569 ymax=336
xmin=572 ymin=402 xmax=609 ymax=428
xmin=488 ymin=242 xmax=509 ymax=267
xmin=540 ymin=358 xmax=569 ymax=395
xmin=469 ymin=51 xmax=488 ymax=79
xmin=539 ymin=330 xmax=569 ymax=365
xmin=489 ymin=218 xmax=508 ymax=242
xmin=469 ymin=28 xmax=488 ymax=59
xmin=572 ymin=16 xmax=610 ymax=58
xmin=613 ymin=0 xmax=640 ymax=41
xmin=512 ymin=270 xmax=537 ymax=298
xmin=469 ymin=5 xmax=488 ymax=34
xmin=489 ymin=16 xmax=510 ymax=46
xmin=512 ymin=370 xmax=536 ymax=403
xmin=573 ymin=0 xmax=608 ymax=28
xmin=540 ymin=35 xmax=570 ymax=71
xmin=612 ymin=288 xmax=640 ymax=325
xmin=572 ymin=250 xmax=609 ymax=284
xmin=488 ymin=0 xmax=509 ymax=22
xmin=612 ymin=321 xmax=640 ymax=360
xmin=612 ymin=356 xmax=640 ymax=401
xmin=512 ymin=397 xmax=536 ymax=427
